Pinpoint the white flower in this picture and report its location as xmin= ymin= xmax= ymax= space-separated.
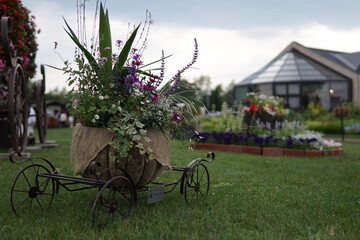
xmin=99 ymin=96 xmax=104 ymax=100
xmin=94 ymin=114 xmax=100 ymax=120
xmin=104 ymin=95 xmax=109 ymax=99
xmin=91 ymin=119 xmax=96 ymax=123
xmin=118 ymin=106 xmax=122 ymax=111
xmin=112 ymin=104 xmax=116 ymax=108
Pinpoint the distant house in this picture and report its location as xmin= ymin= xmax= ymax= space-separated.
xmin=46 ymin=100 xmax=67 ymax=128
xmin=234 ymin=42 xmax=360 ymax=110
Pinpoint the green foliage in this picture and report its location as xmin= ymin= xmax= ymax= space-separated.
xmin=304 ymin=120 xmax=341 ymax=134
xmin=302 ymin=102 xmax=327 ymax=120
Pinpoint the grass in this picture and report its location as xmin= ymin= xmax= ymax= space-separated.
xmin=0 ymin=128 xmax=359 ymax=239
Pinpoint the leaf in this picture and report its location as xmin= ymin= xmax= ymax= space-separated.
xmin=132 ymin=135 xmax=141 ymax=141
xmin=135 ymin=121 xmax=145 ymax=128
xmin=114 ymin=24 xmax=140 ymax=70
xmin=140 ymin=129 xmax=147 ymax=135
xmin=144 ymin=137 xmax=151 ymax=143
xmin=138 ymin=54 xmax=172 ymax=69
xmin=62 ymin=17 xmax=98 ymax=70
xmin=99 ymin=3 xmax=112 ymax=72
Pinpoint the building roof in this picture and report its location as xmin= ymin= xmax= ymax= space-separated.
xmin=236 ymin=42 xmax=359 ymax=86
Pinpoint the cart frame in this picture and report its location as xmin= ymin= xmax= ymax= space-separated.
xmin=8 ymin=151 xmax=215 ymax=227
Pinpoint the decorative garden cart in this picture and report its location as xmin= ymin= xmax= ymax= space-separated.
xmin=8 ymin=150 xmax=215 ymax=227
xmin=0 ymin=17 xmax=47 ymax=152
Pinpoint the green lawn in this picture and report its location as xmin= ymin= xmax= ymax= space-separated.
xmin=0 ymin=128 xmax=359 ymax=239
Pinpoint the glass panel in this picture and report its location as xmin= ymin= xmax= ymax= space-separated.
xmin=275 ymin=75 xmax=301 ymax=81
xmin=281 ymin=64 xmax=297 ymax=70
xmin=288 ymin=97 xmax=300 ymax=108
xmin=288 ymin=84 xmax=300 ymax=94
xmin=234 ymin=86 xmax=249 ymax=101
xmin=302 ymin=82 xmax=329 ymax=109
xmin=330 ymin=81 xmax=349 ymax=108
xmin=275 ymin=84 xmax=286 ymax=95
xmin=254 ymin=83 xmax=273 ymax=96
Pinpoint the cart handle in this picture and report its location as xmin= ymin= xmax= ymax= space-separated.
xmin=185 ymin=152 xmax=215 ymax=169
xmin=9 ymin=151 xmax=57 ymax=173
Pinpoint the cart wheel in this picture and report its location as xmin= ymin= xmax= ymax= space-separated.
xmin=35 ymin=80 xmax=47 ymax=143
xmin=92 ymin=176 xmax=136 ymax=228
xmin=8 ymin=63 xmax=28 ymax=152
xmin=184 ymin=163 xmax=210 ymax=202
xmin=10 ymin=164 xmax=55 ymax=214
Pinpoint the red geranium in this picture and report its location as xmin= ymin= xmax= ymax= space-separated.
xmin=249 ymin=103 xmax=257 ymax=113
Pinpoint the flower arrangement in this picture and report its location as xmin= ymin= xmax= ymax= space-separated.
xmin=61 ymin=3 xmax=198 ymax=157
xmin=0 ymin=0 xmax=39 ymax=102
xmin=243 ymin=92 xmax=285 ymax=116
xmin=333 ymin=105 xmax=350 ymax=118
xmin=0 ymin=0 xmax=39 ymax=78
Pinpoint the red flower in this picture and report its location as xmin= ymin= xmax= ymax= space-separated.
xmin=249 ymin=103 xmax=257 ymax=113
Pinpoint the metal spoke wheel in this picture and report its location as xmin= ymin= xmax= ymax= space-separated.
xmin=10 ymin=164 xmax=55 ymax=214
xmin=184 ymin=163 xmax=210 ymax=202
xmin=8 ymin=63 xmax=28 ymax=152
xmin=92 ymin=176 xmax=136 ymax=228
xmin=35 ymin=79 xmax=47 ymax=143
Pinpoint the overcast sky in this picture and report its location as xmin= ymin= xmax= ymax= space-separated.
xmin=22 ymin=0 xmax=360 ymax=92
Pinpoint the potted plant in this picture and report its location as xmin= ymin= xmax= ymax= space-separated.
xmin=59 ymin=2 xmax=199 ymax=187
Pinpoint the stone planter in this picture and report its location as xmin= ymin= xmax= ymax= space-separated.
xmin=242 ymin=146 xmax=262 ymax=155
xmin=284 ymin=149 xmax=305 ymax=157
xmin=305 ymin=150 xmax=323 ymax=157
xmin=262 ymin=147 xmax=284 ymax=156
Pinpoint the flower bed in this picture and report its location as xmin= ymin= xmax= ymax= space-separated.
xmin=191 ymin=143 xmax=342 ymax=157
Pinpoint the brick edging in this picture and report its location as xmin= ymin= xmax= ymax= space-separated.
xmin=191 ymin=143 xmax=343 ymax=157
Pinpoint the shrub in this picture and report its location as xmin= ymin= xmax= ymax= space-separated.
xmin=304 ymin=121 xmax=341 ymax=134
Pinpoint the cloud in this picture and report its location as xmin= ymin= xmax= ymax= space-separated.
xmin=29 ymin=4 xmax=360 ymax=92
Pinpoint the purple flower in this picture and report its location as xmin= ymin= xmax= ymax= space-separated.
xmin=286 ymin=136 xmax=293 ymax=146
xmin=116 ymin=39 xmax=123 ymax=47
xmin=104 ymin=47 xmax=111 ymax=51
xmin=172 ymin=112 xmax=182 ymax=124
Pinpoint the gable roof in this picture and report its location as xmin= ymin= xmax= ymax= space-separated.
xmin=236 ymin=41 xmax=360 ymax=86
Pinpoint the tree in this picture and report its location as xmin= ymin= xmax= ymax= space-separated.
xmin=209 ymin=84 xmax=225 ymax=112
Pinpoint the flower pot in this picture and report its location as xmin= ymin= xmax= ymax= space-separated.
xmin=71 ymin=124 xmax=171 ymax=188
xmin=333 ymin=148 xmax=343 ymax=156
xmin=284 ymin=149 xmax=305 ymax=157
xmin=262 ymin=147 xmax=284 ymax=156
xmin=305 ymin=149 xmax=323 ymax=157
xmin=243 ymin=146 xmax=262 ymax=155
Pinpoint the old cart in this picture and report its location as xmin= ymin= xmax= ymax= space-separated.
xmin=0 ymin=17 xmax=47 ymax=151
xmin=8 ymin=151 xmax=215 ymax=227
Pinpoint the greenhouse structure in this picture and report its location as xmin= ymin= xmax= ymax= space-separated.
xmin=234 ymin=42 xmax=360 ymax=110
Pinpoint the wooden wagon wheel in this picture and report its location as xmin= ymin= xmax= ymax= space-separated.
xmin=92 ymin=176 xmax=136 ymax=228
xmin=8 ymin=62 xmax=29 ymax=152
xmin=35 ymin=65 xmax=47 ymax=143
